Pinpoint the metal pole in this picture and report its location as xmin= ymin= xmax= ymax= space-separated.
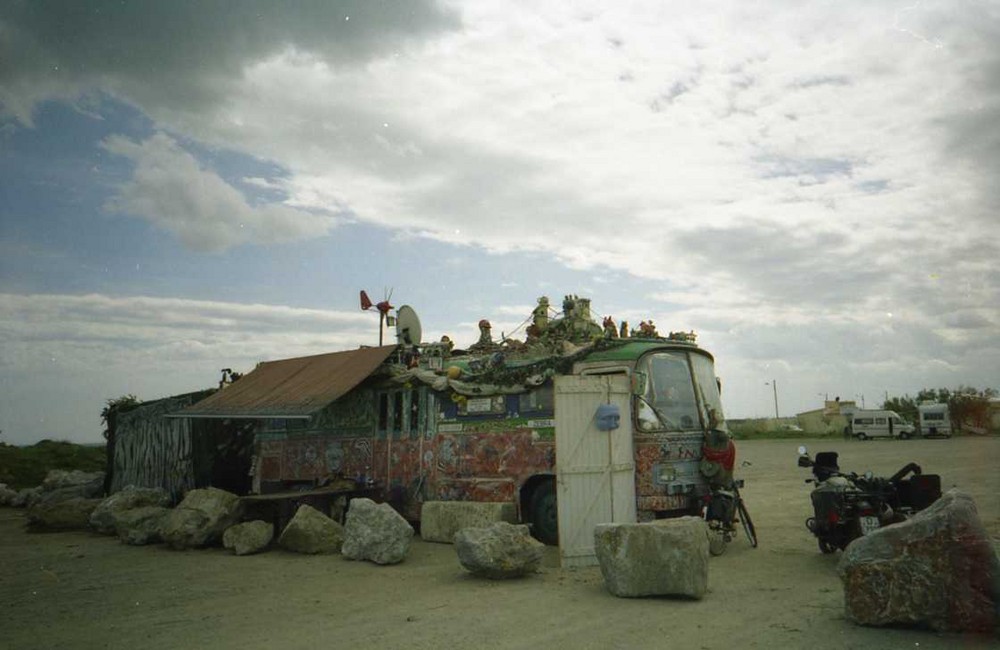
xmin=772 ymin=379 xmax=779 ymax=419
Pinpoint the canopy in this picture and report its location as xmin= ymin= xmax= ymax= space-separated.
xmin=170 ymin=346 xmax=397 ymax=419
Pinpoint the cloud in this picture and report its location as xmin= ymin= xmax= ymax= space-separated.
xmin=1 ymin=1 xmax=998 ymax=428
xmin=0 ymin=0 xmax=459 ymax=125
xmin=0 ymin=291 xmax=392 ymax=443
xmin=0 ymin=292 xmax=376 ymax=371
xmin=101 ymin=133 xmax=336 ymax=251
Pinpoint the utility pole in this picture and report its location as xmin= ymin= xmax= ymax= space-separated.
xmin=766 ymin=380 xmax=779 ymax=419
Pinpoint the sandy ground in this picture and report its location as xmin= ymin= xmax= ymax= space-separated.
xmin=1 ymin=437 xmax=998 ymax=650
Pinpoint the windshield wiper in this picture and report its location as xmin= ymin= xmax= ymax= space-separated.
xmin=638 ymin=396 xmax=676 ymax=429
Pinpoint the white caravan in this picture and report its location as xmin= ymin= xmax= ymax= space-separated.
xmin=850 ymin=410 xmax=915 ymax=440
xmin=917 ymin=403 xmax=952 ymax=438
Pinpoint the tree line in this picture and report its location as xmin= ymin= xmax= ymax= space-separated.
xmin=882 ymin=386 xmax=997 ymax=433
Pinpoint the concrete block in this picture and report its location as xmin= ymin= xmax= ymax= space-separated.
xmin=420 ymin=501 xmax=518 ymax=543
xmin=594 ymin=517 xmax=709 ymax=598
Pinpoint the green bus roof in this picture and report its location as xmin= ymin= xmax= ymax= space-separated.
xmin=579 ymin=339 xmax=711 ymax=363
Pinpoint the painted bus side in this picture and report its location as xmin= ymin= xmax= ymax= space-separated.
xmin=251 ymin=340 xmax=727 ymax=543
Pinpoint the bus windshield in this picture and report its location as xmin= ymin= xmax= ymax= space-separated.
xmin=635 ymin=350 xmax=727 ymax=433
xmin=690 ymin=352 xmax=727 ymax=431
xmin=636 ymin=351 xmax=701 ymax=432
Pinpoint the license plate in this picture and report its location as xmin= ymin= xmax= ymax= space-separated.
xmin=859 ymin=516 xmax=880 ymax=535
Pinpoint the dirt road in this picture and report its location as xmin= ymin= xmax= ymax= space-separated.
xmin=2 ymin=437 xmax=997 ymax=650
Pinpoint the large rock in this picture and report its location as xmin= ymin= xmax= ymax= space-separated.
xmin=0 ymin=483 xmax=17 ymax=506
xmin=89 ymin=486 xmax=172 ymax=535
xmin=454 ymin=522 xmax=544 ymax=579
xmin=30 ymin=469 xmax=106 ymax=508
xmin=838 ymin=489 xmax=998 ymax=632
xmin=26 ymin=497 xmax=103 ymax=531
xmin=342 ymin=498 xmax=414 ymax=565
xmin=421 ymin=501 xmax=518 ymax=543
xmin=116 ymin=506 xmax=170 ymax=545
xmin=12 ymin=486 xmax=42 ymax=508
xmin=224 ymin=520 xmax=274 ymax=556
xmin=159 ymin=487 xmax=243 ymax=550
xmin=278 ymin=504 xmax=344 ymax=554
xmin=40 ymin=470 xmax=105 ymax=496
xmin=594 ymin=517 xmax=709 ymax=599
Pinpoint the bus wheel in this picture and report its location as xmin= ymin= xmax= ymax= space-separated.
xmin=529 ymin=480 xmax=559 ymax=546
xmin=856 ymin=433 xmax=867 ymax=441
xmin=898 ymin=432 xmax=910 ymax=440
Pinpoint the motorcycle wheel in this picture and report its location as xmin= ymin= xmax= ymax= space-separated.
xmin=818 ymin=539 xmax=837 ymax=554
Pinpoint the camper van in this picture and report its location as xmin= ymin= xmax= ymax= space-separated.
xmin=850 ymin=409 xmax=915 ymax=440
xmin=917 ymin=403 xmax=952 ymax=438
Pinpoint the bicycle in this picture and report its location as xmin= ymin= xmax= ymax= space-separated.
xmin=702 ymin=479 xmax=758 ymax=556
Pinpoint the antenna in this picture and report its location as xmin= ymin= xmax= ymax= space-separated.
xmin=360 ymin=288 xmax=395 ymax=345
xmin=395 ymin=305 xmax=423 ymax=345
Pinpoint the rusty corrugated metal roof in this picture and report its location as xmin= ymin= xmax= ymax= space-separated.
xmin=170 ymin=345 xmax=397 ymax=419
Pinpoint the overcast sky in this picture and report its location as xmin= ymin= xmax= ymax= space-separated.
xmin=1 ymin=1 xmax=998 ymax=445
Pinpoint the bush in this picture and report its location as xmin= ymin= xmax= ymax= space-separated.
xmin=0 ymin=440 xmax=105 ymax=490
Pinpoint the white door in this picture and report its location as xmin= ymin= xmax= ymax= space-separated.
xmin=554 ymin=374 xmax=636 ymax=567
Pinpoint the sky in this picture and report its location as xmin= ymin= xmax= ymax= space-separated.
xmin=1 ymin=0 xmax=998 ymax=445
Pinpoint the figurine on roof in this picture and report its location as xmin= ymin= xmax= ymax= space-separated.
xmin=532 ymin=296 xmax=550 ymax=331
xmin=526 ymin=296 xmax=550 ymax=343
xmin=637 ymin=320 xmax=658 ymax=338
xmin=469 ymin=319 xmax=500 ymax=353
xmin=602 ymin=316 xmax=618 ymax=339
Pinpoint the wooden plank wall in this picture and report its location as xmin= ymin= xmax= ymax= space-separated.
xmin=111 ymin=395 xmax=197 ymax=500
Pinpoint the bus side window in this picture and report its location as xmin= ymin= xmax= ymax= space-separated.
xmin=409 ymin=389 xmax=420 ymax=439
xmin=393 ymin=392 xmax=404 ymax=438
xmin=377 ymin=393 xmax=389 ymax=437
xmin=519 ymin=385 xmax=554 ymax=414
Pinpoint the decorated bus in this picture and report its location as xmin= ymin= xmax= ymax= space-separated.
xmin=176 ymin=295 xmax=736 ymax=551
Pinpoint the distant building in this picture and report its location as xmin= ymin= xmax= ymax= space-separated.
xmin=796 ymin=400 xmax=858 ymax=436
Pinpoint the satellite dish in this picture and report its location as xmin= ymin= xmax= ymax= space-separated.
xmin=395 ymin=305 xmax=422 ymax=345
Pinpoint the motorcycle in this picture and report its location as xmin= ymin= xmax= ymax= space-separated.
xmin=796 ymin=445 xmax=941 ymax=553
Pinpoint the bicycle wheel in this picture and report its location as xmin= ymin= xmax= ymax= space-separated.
xmin=708 ymin=528 xmax=728 ymax=556
xmin=736 ymin=494 xmax=758 ymax=548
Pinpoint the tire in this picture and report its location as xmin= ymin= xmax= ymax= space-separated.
xmin=898 ymin=432 xmax=910 ymax=440
xmin=856 ymin=432 xmax=868 ymax=441
xmin=818 ymin=539 xmax=837 ymax=554
xmin=709 ymin=532 xmax=728 ymax=556
xmin=528 ymin=479 xmax=559 ymax=546
xmin=736 ymin=497 xmax=757 ymax=548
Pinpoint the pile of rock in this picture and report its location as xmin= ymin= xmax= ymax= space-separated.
xmin=161 ymin=487 xmax=244 ymax=549
xmin=89 ymin=485 xmax=171 ymax=538
xmin=24 ymin=470 xmax=106 ymax=531
xmin=0 ymin=483 xmax=19 ymax=506
xmin=5 ymin=476 xmax=419 ymax=565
